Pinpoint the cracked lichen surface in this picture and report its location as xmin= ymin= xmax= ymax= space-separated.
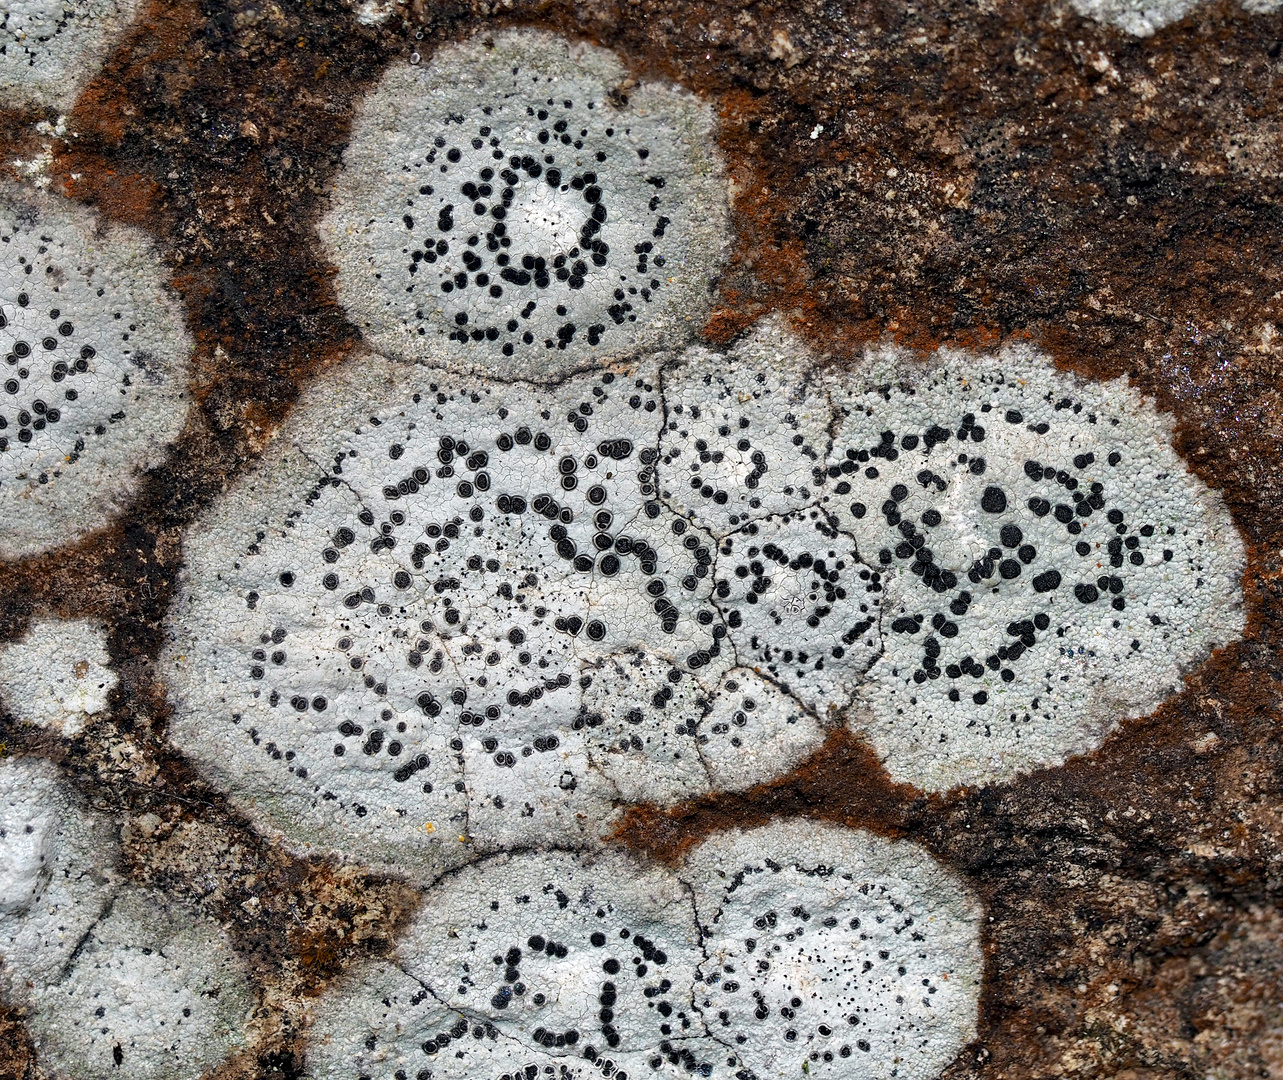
xmin=163 ymin=319 xmax=1241 ymax=881
xmin=319 ymin=28 xmax=729 ymax=382
xmin=0 ymin=617 xmax=116 ymax=736
xmin=164 ymin=325 xmax=830 ymax=875
xmin=0 ymin=756 xmax=251 ymax=1080
xmin=306 ymin=823 xmax=981 ymax=1080
xmin=0 ymin=186 xmax=193 ymax=560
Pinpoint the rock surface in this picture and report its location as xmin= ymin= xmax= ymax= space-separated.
xmin=1 ymin=2 xmax=1280 ymax=1079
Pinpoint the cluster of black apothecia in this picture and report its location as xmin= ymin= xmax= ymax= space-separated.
xmin=399 ymin=103 xmax=672 ymax=359
xmin=1 ymin=285 xmax=101 ymax=460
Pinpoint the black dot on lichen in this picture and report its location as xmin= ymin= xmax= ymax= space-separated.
xmin=980 ymin=486 xmax=1007 ymax=514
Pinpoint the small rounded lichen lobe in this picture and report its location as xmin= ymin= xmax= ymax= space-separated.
xmin=0 ymin=185 xmax=192 ymax=560
xmin=827 ymin=343 xmax=1245 ymax=790
xmin=0 ymin=0 xmax=143 ymax=111
xmin=0 ymin=617 xmax=116 ymax=736
xmin=320 ymin=28 xmax=729 ymax=381
xmin=681 ymin=819 xmax=983 ymax=1080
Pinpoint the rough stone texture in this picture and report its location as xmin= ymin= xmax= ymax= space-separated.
xmin=0 ymin=1 xmax=1281 ymax=1079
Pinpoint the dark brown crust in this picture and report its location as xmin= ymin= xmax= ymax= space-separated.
xmin=1 ymin=0 xmax=1281 ymax=1076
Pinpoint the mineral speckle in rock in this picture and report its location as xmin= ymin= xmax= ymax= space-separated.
xmin=0 ymin=186 xmax=192 ymax=560
xmin=0 ymin=0 xmax=142 ymax=110
xmin=319 ymin=28 xmax=728 ymax=381
xmin=0 ymin=617 xmax=116 ymax=736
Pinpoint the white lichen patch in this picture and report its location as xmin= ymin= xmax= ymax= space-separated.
xmin=658 ymin=321 xmax=832 ymax=536
xmin=164 ymin=344 xmax=828 ymax=875
xmin=0 ymin=186 xmax=192 ymax=560
xmin=1068 ymin=0 xmax=1281 ymax=35
xmin=25 ymin=889 xmax=251 ymax=1080
xmin=306 ymin=828 xmax=982 ymax=1080
xmin=320 ymin=29 xmax=728 ymax=382
xmin=1 ymin=757 xmax=251 ymax=1080
xmin=0 ymin=0 xmax=141 ymax=111
xmin=713 ymin=510 xmax=879 ymax=718
xmin=824 ymin=345 xmax=1245 ymax=791
xmin=683 ymin=820 xmax=983 ymax=1080
xmin=0 ymin=617 xmax=116 ymax=736
xmin=0 ymin=755 xmax=115 ymax=994
xmin=307 ymin=849 xmax=714 ymax=1080
xmin=164 ymin=320 xmax=1244 ymax=878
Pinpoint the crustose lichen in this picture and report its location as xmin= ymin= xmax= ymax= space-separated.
xmin=320 ymin=28 xmax=729 ymax=382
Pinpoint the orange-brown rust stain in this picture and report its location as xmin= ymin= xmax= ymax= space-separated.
xmin=616 ymin=728 xmax=923 ymax=865
xmin=0 ymin=1007 xmax=35 ymax=1080
xmin=68 ymin=0 xmax=201 ymax=150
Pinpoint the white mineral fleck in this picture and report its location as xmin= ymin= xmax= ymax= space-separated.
xmin=0 ymin=186 xmax=192 ymax=560
xmin=0 ymin=617 xmax=116 ymax=736
xmin=1068 ymin=0 xmax=1280 ymax=35
xmin=320 ymin=28 xmax=729 ymax=381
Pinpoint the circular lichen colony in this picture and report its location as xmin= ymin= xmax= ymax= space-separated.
xmin=163 ymin=342 xmax=827 ymax=874
xmin=685 ymin=820 xmax=983 ymax=1080
xmin=307 ymin=849 xmax=712 ymax=1080
xmin=0 ymin=0 xmax=142 ymax=110
xmin=165 ymin=320 xmax=1245 ymax=871
xmin=306 ymin=828 xmax=981 ymax=1080
xmin=654 ymin=331 xmax=1245 ymax=789
xmin=819 ymin=345 xmax=1245 ymax=790
xmin=320 ymin=29 xmax=728 ymax=381
xmin=0 ymin=187 xmax=192 ymax=560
